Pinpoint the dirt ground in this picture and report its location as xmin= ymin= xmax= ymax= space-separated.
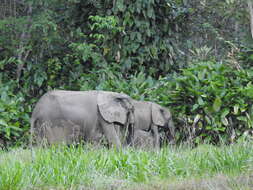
xmin=84 ymin=173 xmax=253 ymax=190
xmin=28 ymin=173 xmax=253 ymax=190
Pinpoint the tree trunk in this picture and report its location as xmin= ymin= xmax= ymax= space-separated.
xmin=248 ymin=0 xmax=253 ymax=39
xmin=16 ymin=2 xmax=32 ymax=80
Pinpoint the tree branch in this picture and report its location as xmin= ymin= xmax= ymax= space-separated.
xmin=248 ymin=0 xmax=253 ymax=39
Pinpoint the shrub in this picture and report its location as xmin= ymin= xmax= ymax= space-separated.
xmin=156 ymin=61 xmax=253 ymax=144
xmin=0 ymin=84 xmax=30 ymax=146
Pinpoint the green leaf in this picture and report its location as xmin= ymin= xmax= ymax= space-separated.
xmin=0 ymin=119 xmax=8 ymax=127
xmin=213 ymin=97 xmax=222 ymax=112
xmin=1 ymin=91 xmax=8 ymax=101
xmin=146 ymin=28 xmax=151 ymax=37
xmin=198 ymin=68 xmax=206 ymax=80
xmin=116 ymin=0 xmax=125 ymax=12
xmin=237 ymin=116 xmax=247 ymax=122
xmin=193 ymin=114 xmax=201 ymax=124
xmin=198 ymin=97 xmax=204 ymax=106
xmin=205 ymin=116 xmax=211 ymax=124
xmin=9 ymin=125 xmax=23 ymax=131
xmin=221 ymin=117 xmax=228 ymax=126
xmin=233 ymin=104 xmax=239 ymax=115
xmin=192 ymin=104 xmax=199 ymax=111
xmin=221 ymin=109 xmax=230 ymax=118
xmin=147 ymin=7 xmax=154 ymax=19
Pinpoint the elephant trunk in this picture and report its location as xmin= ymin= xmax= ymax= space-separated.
xmin=126 ymin=105 xmax=135 ymax=145
xmin=121 ymin=99 xmax=135 ymax=146
xmin=166 ymin=119 xmax=175 ymax=144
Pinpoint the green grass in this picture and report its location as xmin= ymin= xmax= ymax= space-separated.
xmin=0 ymin=141 xmax=252 ymax=190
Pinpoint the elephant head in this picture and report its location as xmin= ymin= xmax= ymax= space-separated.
xmin=97 ymin=91 xmax=134 ymax=125
xmin=97 ymin=91 xmax=135 ymax=145
xmin=132 ymin=100 xmax=174 ymax=148
xmin=151 ymin=103 xmax=175 ymax=144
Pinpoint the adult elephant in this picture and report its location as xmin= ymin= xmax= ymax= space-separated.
xmin=30 ymin=90 xmax=134 ymax=148
xmin=132 ymin=100 xmax=175 ymax=149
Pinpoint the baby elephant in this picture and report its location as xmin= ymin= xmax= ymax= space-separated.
xmin=132 ymin=130 xmax=154 ymax=149
xmin=132 ymin=100 xmax=175 ymax=149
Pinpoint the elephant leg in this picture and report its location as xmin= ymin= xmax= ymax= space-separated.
xmin=114 ymin=123 xmax=132 ymax=146
xmin=114 ymin=124 xmax=122 ymax=141
xmin=126 ymin=123 xmax=134 ymax=146
xmin=151 ymin=124 xmax=160 ymax=149
xmin=99 ymin=118 xmax=122 ymax=149
xmin=167 ymin=119 xmax=175 ymax=144
xmin=36 ymin=120 xmax=52 ymax=146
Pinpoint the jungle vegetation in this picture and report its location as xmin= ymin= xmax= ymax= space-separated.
xmin=1 ymin=1 xmax=253 ymax=189
xmin=0 ymin=0 xmax=253 ymax=146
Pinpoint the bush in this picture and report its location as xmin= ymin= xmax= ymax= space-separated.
xmin=0 ymin=84 xmax=30 ymax=147
xmin=155 ymin=61 xmax=253 ymax=144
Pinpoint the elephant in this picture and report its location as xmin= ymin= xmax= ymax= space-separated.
xmin=131 ymin=100 xmax=175 ymax=149
xmin=132 ymin=129 xmax=154 ymax=149
xmin=30 ymin=90 xmax=135 ymax=148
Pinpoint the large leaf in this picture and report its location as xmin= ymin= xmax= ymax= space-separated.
xmin=198 ymin=97 xmax=204 ymax=106
xmin=221 ymin=117 xmax=229 ymax=126
xmin=233 ymin=104 xmax=239 ymax=115
xmin=0 ymin=119 xmax=8 ymax=127
xmin=213 ymin=97 xmax=222 ymax=112
xmin=221 ymin=109 xmax=230 ymax=118
xmin=116 ymin=0 xmax=125 ymax=12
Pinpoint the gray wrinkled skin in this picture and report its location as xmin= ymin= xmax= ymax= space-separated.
xmin=132 ymin=130 xmax=154 ymax=149
xmin=30 ymin=90 xmax=134 ymax=148
xmin=133 ymin=100 xmax=175 ymax=149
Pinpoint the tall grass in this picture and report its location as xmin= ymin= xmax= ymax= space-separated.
xmin=0 ymin=141 xmax=252 ymax=190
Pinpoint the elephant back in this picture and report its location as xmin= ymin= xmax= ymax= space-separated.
xmin=98 ymin=91 xmax=132 ymax=124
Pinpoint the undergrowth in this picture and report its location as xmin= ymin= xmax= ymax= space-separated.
xmin=0 ymin=140 xmax=252 ymax=190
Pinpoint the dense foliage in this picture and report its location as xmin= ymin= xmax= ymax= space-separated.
xmin=0 ymin=0 xmax=252 ymax=146
xmin=162 ymin=62 xmax=253 ymax=143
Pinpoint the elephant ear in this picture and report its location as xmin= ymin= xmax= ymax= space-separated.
xmin=151 ymin=103 xmax=171 ymax=126
xmin=98 ymin=91 xmax=129 ymax=124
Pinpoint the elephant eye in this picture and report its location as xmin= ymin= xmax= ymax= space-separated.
xmin=115 ymin=98 xmax=121 ymax=102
